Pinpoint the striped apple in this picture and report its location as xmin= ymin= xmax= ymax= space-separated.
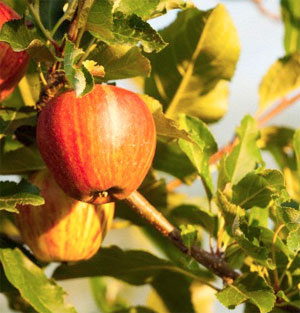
xmin=16 ymin=170 xmax=114 ymax=262
xmin=37 ymin=85 xmax=156 ymax=204
xmin=0 ymin=1 xmax=29 ymax=101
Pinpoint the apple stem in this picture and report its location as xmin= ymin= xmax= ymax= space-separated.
xmin=126 ymin=191 xmax=239 ymax=281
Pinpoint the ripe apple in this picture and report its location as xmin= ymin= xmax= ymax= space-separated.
xmin=0 ymin=1 xmax=29 ymax=101
xmin=16 ymin=170 xmax=115 ymax=262
xmin=37 ymin=85 xmax=156 ymax=204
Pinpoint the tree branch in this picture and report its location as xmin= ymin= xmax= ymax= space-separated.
xmin=251 ymin=0 xmax=280 ymax=21
xmin=126 ymin=191 xmax=239 ymax=281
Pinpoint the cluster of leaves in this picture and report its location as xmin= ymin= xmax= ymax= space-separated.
xmin=0 ymin=1 xmax=300 ymax=313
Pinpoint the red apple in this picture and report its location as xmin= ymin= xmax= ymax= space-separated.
xmin=0 ymin=1 xmax=29 ymax=101
xmin=37 ymin=85 xmax=156 ymax=204
xmin=16 ymin=170 xmax=115 ymax=262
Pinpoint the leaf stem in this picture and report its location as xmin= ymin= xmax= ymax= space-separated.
xmin=50 ymin=0 xmax=78 ymax=37
xmin=251 ymin=0 xmax=280 ymax=21
xmin=77 ymin=38 xmax=97 ymax=66
xmin=272 ymin=224 xmax=285 ymax=292
xmin=278 ymin=251 xmax=299 ymax=287
xmin=126 ymin=191 xmax=239 ymax=281
xmin=28 ymin=4 xmax=60 ymax=53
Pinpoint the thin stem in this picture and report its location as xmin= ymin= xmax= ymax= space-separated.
xmin=37 ymin=62 xmax=47 ymax=86
xmin=251 ymin=0 xmax=280 ymax=21
xmin=278 ymin=251 xmax=299 ymax=287
xmin=257 ymin=93 xmax=300 ymax=127
xmin=51 ymin=0 xmax=78 ymax=37
xmin=28 ymin=4 xmax=61 ymax=55
xmin=126 ymin=191 xmax=239 ymax=280
xmin=77 ymin=38 xmax=97 ymax=66
xmin=272 ymin=224 xmax=285 ymax=292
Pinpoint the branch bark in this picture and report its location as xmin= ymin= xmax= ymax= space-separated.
xmin=126 ymin=191 xmax=239 ymax=281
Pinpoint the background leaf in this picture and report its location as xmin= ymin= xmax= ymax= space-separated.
xmin=178 ymin=114 xmax=217 ymax=197
xmin=144 ymin=5 xmax=240 ymax=121
xmin=232 ymin=169 xmax=286 ymax=209
xmin=225 ymin=115 xmax=262 ymax=185
xmin=90 ymin=44 xmax=151 ymax=81
xmin=217 ymin=273 xmax=276 ymax=313
xmin=0 ymin=19 xmax=54 ymax=62
xmin=259 ymin=52 xmax=300 ymax=112
xmin=87 ymin=1 xmax=167 ymax=53
xmin=0 ymin=179 xmax=44 ymax=212
xmin=0 ymin=239 xmax=77 ymax=313
xmin=281 ymin=0 xmax=300 ymax=54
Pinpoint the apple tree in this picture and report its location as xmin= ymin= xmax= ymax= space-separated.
xmin=0 ymin=1 xmax=299 ymax=313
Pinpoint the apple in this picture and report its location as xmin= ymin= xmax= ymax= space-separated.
xmin=37 ymin=85 xmax=156 ymax=204
xmin=16 ymin=170 xmax=115 ymax=262
xmin=0 ymin=1 xmax=29 ymax=101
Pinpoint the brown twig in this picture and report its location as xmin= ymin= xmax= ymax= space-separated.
xmin=251 ymin=0 xmax=280 ymax=21
xmin=126 ymin=191 xmax=239 ymax=281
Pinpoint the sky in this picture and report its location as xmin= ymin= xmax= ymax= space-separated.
xmin=1 ymin=1 xmax=299 ymax=312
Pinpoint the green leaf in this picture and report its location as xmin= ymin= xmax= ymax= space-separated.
xmin=0 ymin=179 xmax=44 ymax=213
xmin=281 ymin=0 xmax=300 ymax=54
xmin=287 ymin=227 xmax=300 ymax=252
xmin=216 ymin=190 xmax=244 ymax=231
xmin=178 ymin=114 xmax=217 ymax=198
xmin=55 ymin=246 xmax=196 ymax=312
xmin=53 ymin=246 xmax=198 ymax=283
xmin=140 ymin=95 xmax=192 ymax=142
xmin=277 ymin=206 xmax=300 ymax=232
xmin=150 ymin=270 xmax=194 ymax=313
xmin=87 ymin=1 xmax=167 ymax=53
xmin=0 ymin=145 xmax=45 ymax=175
xmin=225 ymin=115 xmax=262 ymax=185
xmin=0 ymin=19 xmax=54 ymax=62
xmin=90 ymin=44 xmax=151 ymax=81
xmin=153 ymin=140 xmax=197 ymax=184
xmin=170 ymin=204 xmax=217 ymax=235
xmin=217 ymin=273 xmax=276 ymax=313
xmin=86 ymin=0 xmax=114 ymax=39
xmin=0 ymin=107 xmax=37 ymax=139
xmin=39 ymin=0 xmax=65 ymax=30
xmin=259 ymin=52 xmax=300 ymax=112
xmin=0 ymin=239 xmax=77 ymax=313
xmin=115 ymin=0 xmax=190 ymax=20
xmin=232 ymin=217 xmax=268 ymax=264
xmin=258 ymin=126 xmax=300 ymax=202
xmin=77 ymin=0 xmax=95 ymax=29
xmin=145 ymin=5 xmax=240 ymax=120
xmin=64 ymin=39 xmax=94 ymax=97
xmin=89 ymin=277 xmax=128 ymax=313
xmin=232 ymin=170 xmax=286 ymax=209
xmin=257 ymin=226 xmax=292 ymax=259
xmin=294 ymin=128 xmax=300 ymax=181
xmin=180 ymin=224 xmax=198 ymax=250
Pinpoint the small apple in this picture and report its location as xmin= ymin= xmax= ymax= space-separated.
xmin=16 ymin=170 xmax=115 ymax=262
xmin=37 ymin=85 xmax=156 ymax=204
xmin=0 ymin=1 xmax=29 ymax=101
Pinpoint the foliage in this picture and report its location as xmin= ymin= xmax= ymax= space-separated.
xmin=0 ymin=1 xmax=299 ymax=313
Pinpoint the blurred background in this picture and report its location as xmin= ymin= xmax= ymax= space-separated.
xmin=1 ymin=0 xmax=299 ymax=312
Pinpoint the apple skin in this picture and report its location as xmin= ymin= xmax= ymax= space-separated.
xmin=16 ymin=170 xmax=115 ymax=262
xmin=0 ymin=1 xmax=29 ymax=101
xmin=37 ymin=85 xmax=156 ymax=204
